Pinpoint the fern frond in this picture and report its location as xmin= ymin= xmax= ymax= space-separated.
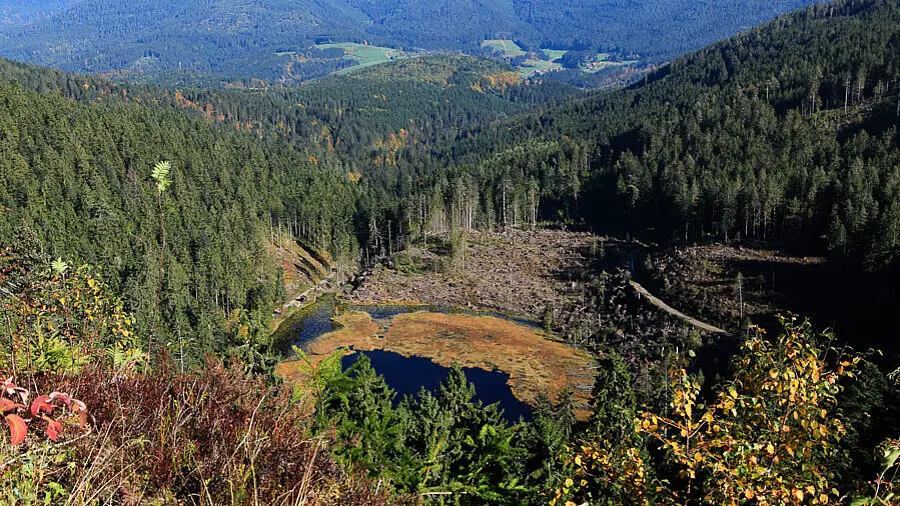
xmin=51 ymin=257 xmax=68 ymax=275
xmin=151 ymin=161 xmax=172 ymax=193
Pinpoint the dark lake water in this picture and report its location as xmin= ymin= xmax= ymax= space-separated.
xmin=275 ymin=299 xmax=336 ymax=353
xmin=282 ymin=298 xmax=535 ymax=423
xmin=343 ymin=350 xmax=533 ymax=422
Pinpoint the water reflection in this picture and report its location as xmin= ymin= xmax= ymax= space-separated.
xmin=343 ymin=350 xmax=533 ymax=423
xmin=282 ymin=299 xmax=536 ymax=423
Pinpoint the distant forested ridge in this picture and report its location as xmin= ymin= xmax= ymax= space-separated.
xmin=0 ymin=0 xmax=817 ymax=82
xmin=0 ymin=54 xmax=575 ymax=163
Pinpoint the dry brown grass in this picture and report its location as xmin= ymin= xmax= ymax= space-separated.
xmin=307 ymin=311 xmax=383 ymax=357
xmin=289 ymin=310 xmax=596 ymax=420
xmin=4 ymin=362 xmax=395 ymax=506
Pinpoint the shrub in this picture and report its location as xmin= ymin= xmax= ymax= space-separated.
xmin=0 ymin=362 xmax=393 ymax=505
xmin=0 ymin=246 xmax=146 ymax=375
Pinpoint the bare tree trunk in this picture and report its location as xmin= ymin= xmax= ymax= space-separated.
xmin=501 ymin=183 xmax=507 ymax=231
xmin=150 ymin=192 xmax=167 ymax=341
xmin=530 ymin=188 xmax=537 ymax=228
xmin=844 ymin=75 xmax=851 ymax=113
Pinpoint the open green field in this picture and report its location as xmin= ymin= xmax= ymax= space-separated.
xmin=480 ymin=39 xmax=526 ymax=58
xmin=315 ymin=42 xmax=418 ymax=74
xmin=541 ymin=49 xmax=567 ymax=62
xmin=480 ymin=41 xmax=568 ymax=77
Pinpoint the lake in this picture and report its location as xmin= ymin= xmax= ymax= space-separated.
xmin=281 ymin=298 xmax=536 ymax=423
xmin=343 ymin=350 xmax=532 ymax=422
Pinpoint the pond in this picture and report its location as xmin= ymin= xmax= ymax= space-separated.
xmin=280 ymin=298 xmax=537 ymax=423
xmin=273 ymin=297 xmax=336 ymax=355
xmin=281 ymin=297 xmax=541 ymax=353
xmin=343 ymin=350 xmax=533 ymax=422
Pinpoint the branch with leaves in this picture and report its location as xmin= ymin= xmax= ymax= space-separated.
xmin=1 ymin=377 xmax=89 ymax=447
xmin=854 ymin=369 xmax=900 ymax=505
xmin=639 ymin=316 xmax=858 ymax=505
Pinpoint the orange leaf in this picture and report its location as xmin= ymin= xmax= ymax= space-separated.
xmin=43 ymin=416 xmax=63 ymax=442
xmin=5 ymin=414 xmax=27 ymax=446
xmin=31 ymin=395 xmax=53 ymax=417
xmin=0 ymin=398 xmax=24 ymax=414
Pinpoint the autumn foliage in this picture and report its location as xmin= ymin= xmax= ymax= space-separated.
xmin=0 ymin=250 xmax=390 ymax=505
xmin=559 ymin=316 xmax=873 ymax=505
xmin=0 ymin=244 xmax=146 ymax=375
xmin=1 ymin=378 xmax=88 ymax=446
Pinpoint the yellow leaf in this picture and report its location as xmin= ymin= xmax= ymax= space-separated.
xmin=745 ymin=489 xmax=755 ymax=499
xmin=574 ymin=456 xmax=582 ymax=466
xmin=565 ymin=478 xmax=573 ymax=488
xmin=766 ymin=443 xmax=775 ymax=455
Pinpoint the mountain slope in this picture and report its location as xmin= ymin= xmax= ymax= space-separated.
xmin=0 ymin=66 xmax=359 ymax=357
xmin=0 ymin=0 xmax=819 ymax=82
xmin=0 ymin=51 xmax=580 ymax=359
xmin=414 ymin=0 xmax=900 ymax=266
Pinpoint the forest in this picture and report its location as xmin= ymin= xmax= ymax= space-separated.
xmin=372 ymin=0 xmax=900 ymax=274
xmin=0 ymin=70 xmax=362 ymax=364
xmin=1 ymin=0 xmax=900 ymax=504
xmin=2 ymin=245 xmax=898 ymax=503
xmin=0 ymin=0 xmax=818 ymax=84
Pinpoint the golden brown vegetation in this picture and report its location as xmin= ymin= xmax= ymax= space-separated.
xmin=286 ymin=309 xmax=596 ymax=418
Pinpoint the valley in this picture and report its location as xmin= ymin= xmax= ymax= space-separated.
xmin=1 ymin=0 xmax=899 ymax=503
xmin=0 ymin=0 xmax=819 ymax=86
